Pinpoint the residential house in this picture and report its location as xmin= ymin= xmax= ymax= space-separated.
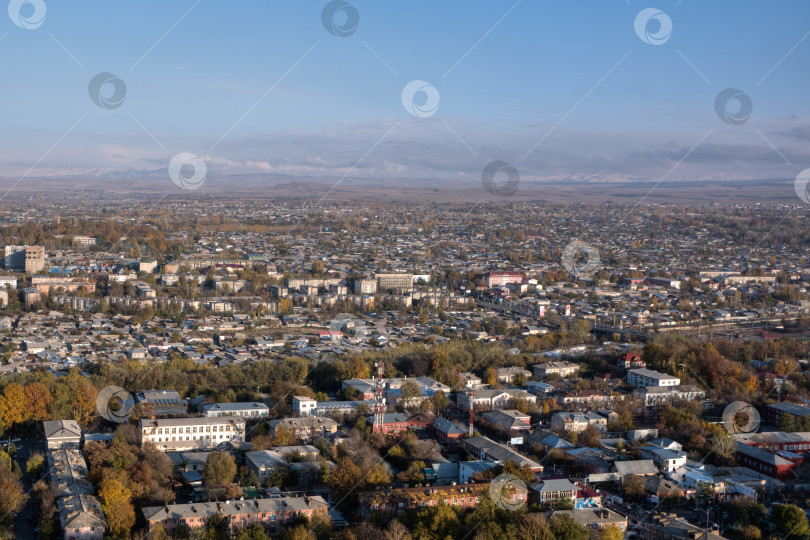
xmin=618 ymin=353 xmax=646 ymax=369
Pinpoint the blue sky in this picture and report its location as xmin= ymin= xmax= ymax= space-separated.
xmin=1 ymin=0 xmax=809 ymax=183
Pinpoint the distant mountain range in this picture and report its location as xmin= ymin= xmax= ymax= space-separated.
xmin=0 ymin=172 xmax=798 ymax=203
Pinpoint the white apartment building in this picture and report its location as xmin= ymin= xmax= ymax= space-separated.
xmin=203 ymin=402 xmax=269 ymax=418
xmin=292 ymin=396 xmax=317 ymax=417
xmin=626 ymin=368 xmax=680 ymax=388
xmin=72 ymin=235 xmax=97 ymax=247
xmin=139 ymin=417 xmax=246 ymax=452
xmin=532 ymin=361 xmax=580 ymax=379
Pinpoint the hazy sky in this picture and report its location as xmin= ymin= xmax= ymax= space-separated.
xmin=1 ymin=0 xmax=809 ymax=184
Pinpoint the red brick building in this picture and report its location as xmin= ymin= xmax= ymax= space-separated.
xmin=432 ymin=417 xmax=467 ymax=442
xmin=735 ymin=442 xmax=797 ymax=480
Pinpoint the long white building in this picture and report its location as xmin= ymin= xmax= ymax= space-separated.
xmin=140 ymin=417 xmax=246 ymax=452
xmin=203 ymin=402 xmax=269 ymax=419
xmin=626 ymin=368 xmax=680 ymax=388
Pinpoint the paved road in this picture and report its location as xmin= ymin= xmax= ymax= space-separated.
xmin=12 ymin=440 xmax=45 ymax=540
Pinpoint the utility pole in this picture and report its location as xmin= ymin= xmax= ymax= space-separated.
xmin=373 ymin=361 xmax=385 ymax=434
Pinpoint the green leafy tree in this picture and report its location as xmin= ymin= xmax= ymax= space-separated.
xmin=772 ymin=504 xmax=809 ymax=539
xmin=549 ymin=514 xmax=589 ymax=540
xmin=203 ymin=451 xmax=237 ymax=488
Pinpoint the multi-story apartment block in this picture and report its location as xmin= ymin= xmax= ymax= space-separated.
xmin=375 ymin=272 xmax=413 ymax=291
xmin=138 ymin=258 xmax=158 ymax=273
xmin=142 ymin=496 xmax=329 ymax=535
xmin=57 ymin=494 xmax=107 ymax=540
xmin=139 ymin=417 xmax=246 ymax=452
xmin=633 ymin=385 xmax=705 ymax=406
xmin=53 ymin=295 xmax=100 ymax=311
xmin=24 ymin=245 xmax=45 ymax=272
xmin=360 ymin=483 xmax=491 ymax=517
xmin=31 ymin=276 xmax=96 ymax=294
xmin=486 ymin=271 xmax=523 ymax=288
xmin=4 ymin=244 xmax=45 ymax=272
xmin=4 ymin=245 xmax=26 ymax=270
xmin=626 ymin=368 xmax=680 ymax=388
xmin=286 ymin=277 xmax=342 ymax=289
